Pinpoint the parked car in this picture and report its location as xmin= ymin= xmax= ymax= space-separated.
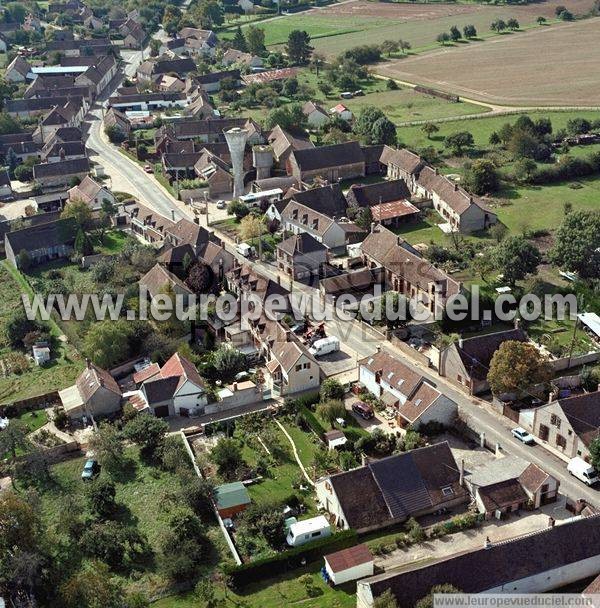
xmin=567 ymin=457 xmax=599 ymax=486
xmin=81 ymin=459 xmax=100 ymax=480
xmin=216 ymin=200 xmax=226 ymax=209
xmin=511 ymin=427 xmax=536 ymax=445
xmin=352 ymin=401 xmax=374 ymax=420
xmin=143 ymin=164 xmax=153 ymax=174
xmin=290 ymin=321 xmax=307 ymax=335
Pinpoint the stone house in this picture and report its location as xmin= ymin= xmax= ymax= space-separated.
xmin=316 ymin=442 xmax=468 ymax=533
xmin=358 ymin=348 xmax=457 ymax=429
xmin=276 ymin=232 xmax=328 ymax=280
xmin=59 ymin=359 xmax=122 ymax=420
xmin=438 ymin=329 xmax=528 ymax=394
xmin=287 ymin=141 xmax=365 ymax=183
xmin=360 ymin=224 xmax=461 ymax=318
xmin=527 ymin=391 xmax=600 ymax=460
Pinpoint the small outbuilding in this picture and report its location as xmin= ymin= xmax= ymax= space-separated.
xmin=215 ymin=481 xmax=251 ymax=518
xmin=324 ymin=543 xmax=374 ymax=585
xmin=324 ymin=429 xmax=347 ymax=450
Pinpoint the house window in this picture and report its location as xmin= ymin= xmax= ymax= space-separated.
xmin=550 ymin=414 xmax=561 ymax=428
xmin=303 ymin=362 xmax=310 ymax=369
xmin=568 ymin=429 xmax=572 ymax=436
xmin=441 ymin=486 xmax=454 ymax=497
xmin=292 ymin=209 xmax=298 ymax=220
xmin=295 ymin=364 xmax=302 ymax=372
xmin=556 ymin=434 xmax=566 ymax=448
xmin=312 ymin=218 xmax=318 ymax=230
xmin=538 ymin=424 xmax=549 ymax=441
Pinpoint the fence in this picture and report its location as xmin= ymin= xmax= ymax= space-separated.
xmin=551 ymin=351 xmax=600 ymax=372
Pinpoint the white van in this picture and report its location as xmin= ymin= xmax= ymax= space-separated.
xmin=567 ymin=457 xmax=598 ymax=486
xmin=286 ymin=515 xmax=331 ymax=547
xmin=236 ymin=243 xmax=256 ymax=258
xmin=309 ymin=336 xmax=340 ymax=358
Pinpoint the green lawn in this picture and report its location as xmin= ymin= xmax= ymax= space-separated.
xmin=16 ymin=407 xmax=49 ymax=433
xmin=343 ymin=88 xmax=486 ymax=125
xmin=398 ymin=110 xmax=600 ymax=150
xmin=238 ymin=423 xmax=317 ymax=513
xmin=31 ymin=445 xmax=227 ymax=598
xmin=0 ymin=261 xmax=83 ymax=404
xmin=94 ymin=229 xmax=129 ymax=254
xmin=153 ymin=562 xmax=356 ymax=608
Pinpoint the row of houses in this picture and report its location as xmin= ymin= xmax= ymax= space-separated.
xmin=381 ymin=146 xmax=498 ymax=233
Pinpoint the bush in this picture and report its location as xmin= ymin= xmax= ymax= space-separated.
xmin=320 ymin=378 xmax=345 ymax=402
xmin=223 ymin=529 xmax=358 ymax=587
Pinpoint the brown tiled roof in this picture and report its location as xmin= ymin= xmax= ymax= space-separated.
xmin=558 ymin=392 xmax=600 ymax=447
xmin=326 ymin=442 xmax=465 ymax=529
xmin=478 ymin=478 xmax=528 ymax=512
xmin=346 ymin=179 xmax=411 ymax=208
xmin=77 ymin=362 xmax=121 ymax=402
xmin=160 ymin=352 xmax=204 ymax=390
xmin=292 ymin=141 xmax=364 ymax=172
xmin=267 ymin=125 xmax=313 ymax=159
xmin=277 ymin=232 xmax=327 ymax=256
xmin=379 ymin=146 xmax=424 ymax=174
xmin=325 ymin=543 xmax=372 ymax=573
xmin=329 ymin=465 xmax=393 ymax=530
xmin=165 ymin=218 xmax=220 ymax=249
xmin=158 ymin=243 xmax=196 ymax=266
xmin=290 ymin=184 xmax=347 ymax=217
xmin=227 ymin=264 xmax=290 ymax=303
xmin=397 ymin=382 xmax=443 ymax=424
xmin=455 ymin=329 xmax=528 ymax=382
xmin=372 ymin=200 xmax=419 ymax=221
xmin=139 ymin=263 xmax=193 ymax=298
xmin=584 ymin=573 xmax=600 ymax=594
xmin=359 ymin=349 xmax=424 ymax=399
xmin=132 ymin=363 xmax=161 ymax=384
xmin=518 ymin=463 xmax=550 ymax=494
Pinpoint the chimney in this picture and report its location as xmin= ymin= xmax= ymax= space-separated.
xmin=86 ymin=357 xmax=91 ymax=369
xmin=458 ymin=336 xmax=464 ymax=349
xmin=285 ymin=330 xmax=291 ymax=342
xmin=277 ymin=275 xmax=281 ymax=285
xmin=469 ymin=196 xmax=473 ymax=203
xmin=434 ymin=168 xmax=439 ymax=176
xmin=454 ymin=183 xmax=458 ymax=191
xmin=171 ymin=209 xmax=175 ymax=221
xmin=495 ymin=442 xmax=502 ymax=457
xmin=232 ymin=382 xmax=238 ymax=391
xmin=484 ymin=537 xmax=492 ymax=549
xmin=376 ymin=345 xmax=381 ymax=353
xmin=459 ymin=459 xmax=464 ymax=487
xmin=371 ymin=222 xmax=376 ymax=233
xmin=59 ymin=146 xmax=66 ymax=160
xmin=194 ymin=217 xmax=200 ymax=225
xmin=548 ymin=516 xmax=555 ymax=528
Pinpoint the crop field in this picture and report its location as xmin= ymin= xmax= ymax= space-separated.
xmin=378 ymin=17 xmax=600 ymax=106
xmin=246 ymin=0 xmax=596 ymax=56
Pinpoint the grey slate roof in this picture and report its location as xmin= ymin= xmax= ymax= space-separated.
xmin=292 ymin=141 xmax=364 ymax=172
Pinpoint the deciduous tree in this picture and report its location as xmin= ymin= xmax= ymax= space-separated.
xmin=488 ymin=341 xmax=553 ymax=396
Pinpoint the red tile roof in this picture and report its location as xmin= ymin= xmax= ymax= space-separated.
xmin=325 ymin=543 xmax=373 ymax=573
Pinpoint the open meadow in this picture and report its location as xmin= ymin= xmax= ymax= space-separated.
xmin=377 ymin=17 xmax=600 ymax=106
xmin=235 ymin=0 xmax=596 ymax=57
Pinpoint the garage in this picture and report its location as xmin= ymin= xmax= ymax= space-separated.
xmin=153 ymin=405 xmax=170 ymax=418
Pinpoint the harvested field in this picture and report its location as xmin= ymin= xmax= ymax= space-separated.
xmin=377 ymin=17 xmax=600 ymax=106
xmin=250 ymin=0 xmax=596 ymax=56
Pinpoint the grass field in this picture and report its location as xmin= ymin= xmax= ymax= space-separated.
xmin=0 ymin=261 xmax=83 ymax=404
xmin=233 ymin=0 xmax=595 ymax=58
xmin=379 ymin=17 xmax=600 ymax=105
xmin=395 ymin=109 xmax=600 ymax=232
xmin=31 ymin=445 xmax=227 ymax=598
xmin=153 ymin=562 xmax=356 ymax=608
